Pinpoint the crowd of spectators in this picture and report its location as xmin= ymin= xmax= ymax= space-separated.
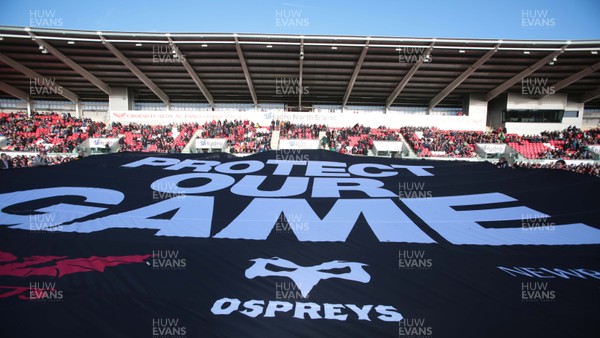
xmin=108 ymin=122 xmax=196 ymax=153
xmin=512 ymin=161 xmax=600 ymax=177
xmin=399 ymin=127 xmax=509 ymax=157
xmin=536 ymin=127 xmax=600 ymax=160
xmin=104 ymin=120 xmax=274 ymax=153
xmin=1 ymin=112 xmax=599 ymax=175
xmin=314 ymin=125 xmax=401 ymax=155
xmin=399 ymin=126 xmax=600 ymax=159
xmin=320 ymin=125 xmax=372 ymax=155
xmin=275 ymin=121 xmax=401 ymax=155
xmin=199 ymin=120 xmax=271 ymax=153
xmin=0 ymin=111 xmax=98 ymax=153
xmin=1 ymin=151 xmax=77 ymax=169
xmin=276 ymin=121 xmax=326 ymax=140
xmin=505 ymin=126 xmax=600 ymax=160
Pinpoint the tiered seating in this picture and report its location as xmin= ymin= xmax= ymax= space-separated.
xmin=116 ymin=124 xmax=184 ymax=153
xmin=508 ymin=141 xmax=549 ymax=159
xmin=536 ymin=127 xmax=600 ymax=160
xmin=174 ymin=124 xmax=198 ymax=149
xmin=320 ymin=126 xmax=373 ymax=154
xmin=198 ymin=120 xmax=270 ymax=153
xmin=2 ymin=113 xmax=599 ymax=177
xmin=369 ymin=127 xmax=402 ymax=142
xmin=399 ymin=127 xmax=492 ymax=157
xmin=275 ymin=121 xmax=324 ymax=140
xmin=546 ymin=140 xmax=575 ymax=159
xmin=0 ymin=111 xmax=93 ymax=153
xmin=2 ymin=153 xmax=76 ymax=168
xmin=514 ymin=161 xmax=600 ymax=177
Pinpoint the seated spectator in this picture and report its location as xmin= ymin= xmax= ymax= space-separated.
xmin=496 ymin=157 xmax=509 ymax=169
xmin=554 ymin=159 xmax=566 ymax=170
xmin=0 ymin=153 xmax=12 ymax=169
xmin=32 ymin=150 xmax=49 ymax=167
xmin=513 ymin=161 xmax=600 ymax=177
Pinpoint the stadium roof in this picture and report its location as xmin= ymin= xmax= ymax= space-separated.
xmin=0 ymin=26 xmax=599 ymax=109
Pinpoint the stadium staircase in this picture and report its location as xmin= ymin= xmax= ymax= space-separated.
xmin=181 ymin=130 xmax=202 ymax=153
xmin=271 ymin=130 xmax=280 ymax=150
xmin=397 ymin=132 xmax=417 ymax=157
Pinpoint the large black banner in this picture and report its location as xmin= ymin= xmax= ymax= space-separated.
xmin=1 ymin=150 xmax=599 ymax=337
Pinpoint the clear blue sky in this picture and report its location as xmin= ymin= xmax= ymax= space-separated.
xmin=0 ymin=0 xmax=598 ymax=39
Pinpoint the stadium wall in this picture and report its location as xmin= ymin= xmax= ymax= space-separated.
xmin=583 ymin=110 xmax=600 ymax=129
xmin=488 ymin=93 xmax=584 ymax=135
xmin=109 ymin=87 xmax=134 ymax=111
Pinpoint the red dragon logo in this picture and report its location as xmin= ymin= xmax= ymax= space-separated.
xmin=0 ymin=250 xmax=150 ymax=299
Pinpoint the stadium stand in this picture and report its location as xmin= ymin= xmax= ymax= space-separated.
xmin=399 ymin=127 xmax=506 ymax=157
xmin=198 ymin=120 xmax=272 ymax=153
xmin=508 ymin=127 xmax=600 ymax=159
xmin=277 ymin=122 xmax=325 ymax=140
xmin=2 ymin=154 xmax=76 ymax=168
xmin=113 ymin=123 xmax=196 ymax=153
xmin=1 ymin=112 xmax=599 ymax=176
xmin=513 ymin=161 xmax=600 ymax=176
xmin=0 ymin=111 xmax=91 ymax=153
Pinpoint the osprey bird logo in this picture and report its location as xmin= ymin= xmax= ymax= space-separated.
xmin=245 ymin=257 xmax=370 ymax=297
